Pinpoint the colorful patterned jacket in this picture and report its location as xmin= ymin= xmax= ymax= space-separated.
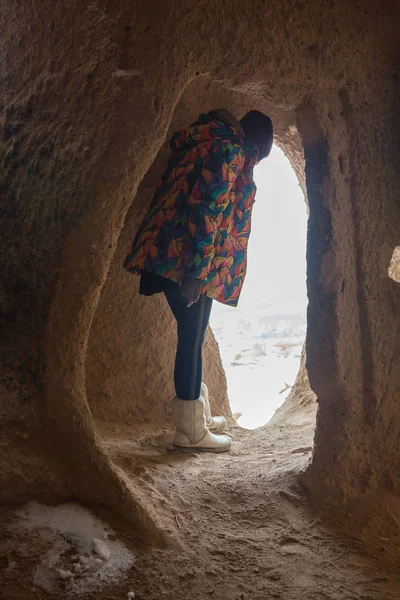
xmin=124 ymin=113 xmax=259 ymax=306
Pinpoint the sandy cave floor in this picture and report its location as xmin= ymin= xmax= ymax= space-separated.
xmin=1 ymin=404 xmax=400 ymax=600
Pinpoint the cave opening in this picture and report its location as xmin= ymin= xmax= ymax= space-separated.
xmin=388 ymin=247 xmax=400 ymax=282
xmin=2 ymin=1 xmax=400 ymax=596
xmin=210 ymin=143 xmax=308 ymax=428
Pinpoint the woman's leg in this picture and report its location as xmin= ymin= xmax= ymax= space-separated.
xmin=165 ymin=282 xmax=231 ymax=453
xmin=164 ymin=283 xmax=213 ymax=400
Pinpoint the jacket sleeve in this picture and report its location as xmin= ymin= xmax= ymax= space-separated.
xmin=184 ymin=141 xmax=245 ymax=280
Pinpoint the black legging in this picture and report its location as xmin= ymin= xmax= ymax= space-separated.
xmin=164 ymin=283 xmax=213 ymax=400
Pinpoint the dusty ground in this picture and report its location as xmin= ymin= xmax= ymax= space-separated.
xmin=1 ymin=400 xmax=400 ymax=600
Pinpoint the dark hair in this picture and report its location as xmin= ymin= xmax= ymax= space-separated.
xmin=239 ymin=110 xmax=273 ymax=159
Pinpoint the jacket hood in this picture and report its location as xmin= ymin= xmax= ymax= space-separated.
xmin=207 ymin=109 xmax=245 ymax=137
xmin=170 ymin=112 xmax=245 ymax=153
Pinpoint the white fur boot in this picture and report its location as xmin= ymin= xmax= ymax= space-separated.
xmin=172 ymin=396 xmax=231 ymax=453
xmin=201 ymin=382 xmax=228 ymax=432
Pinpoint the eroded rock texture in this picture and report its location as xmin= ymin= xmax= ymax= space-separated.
xmin=1 ymin=0 xmax=399 ymax=535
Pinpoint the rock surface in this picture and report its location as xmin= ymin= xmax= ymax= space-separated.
xmin=0 ymin=0 xmax=399 ymax=546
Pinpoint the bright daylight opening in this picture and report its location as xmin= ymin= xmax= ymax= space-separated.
xmin=211 ymin=144 xmax=308 ymax=429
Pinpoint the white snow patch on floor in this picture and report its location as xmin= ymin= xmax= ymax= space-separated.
xmin=12 ymin=502 xmax=134 ymax=596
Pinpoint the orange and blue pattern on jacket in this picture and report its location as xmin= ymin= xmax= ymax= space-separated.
xmin=124 ymin=113 xmax=259 ymax=307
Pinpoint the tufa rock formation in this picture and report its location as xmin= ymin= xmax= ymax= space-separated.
xmin=0 ymin=0 xmax=399 ymax=539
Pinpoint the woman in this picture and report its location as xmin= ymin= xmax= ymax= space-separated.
xmin=124 ymin=108 xmax=273 ymax=453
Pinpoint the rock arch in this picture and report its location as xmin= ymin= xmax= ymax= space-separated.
xmin=1 ymin=0 xmax=399 ymax=541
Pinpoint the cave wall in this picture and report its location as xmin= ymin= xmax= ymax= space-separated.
xmin=0 ymin=0 xmax=399 ymax=528
xmin=298 ymin=75 xmax=400 ymax=507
